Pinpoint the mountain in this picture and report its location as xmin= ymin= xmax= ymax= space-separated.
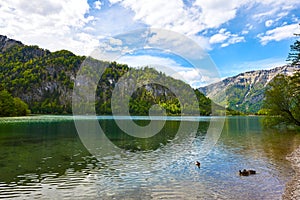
xmin=198 ymin=65 xmax=300 ymax=113
xmin=0 ymin=35 xmax=212 ymax=116
xmin=0 ymin=35 xmax=22 ymax=52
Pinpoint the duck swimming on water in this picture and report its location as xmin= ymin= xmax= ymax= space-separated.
xmin=239 ymin=169 xmax=256 ymax=176
xmin=195 ymin=161 xmax=201 ymax=168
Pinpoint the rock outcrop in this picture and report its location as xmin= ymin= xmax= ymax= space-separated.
xmin=198 ymin=65 xmax=300 ymax=113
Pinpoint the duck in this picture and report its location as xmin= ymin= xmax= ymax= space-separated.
xmin=195 ymin=161 xmax=201 ymax=168
xmin=239 ymin=169 xmax=249 ymax=176
xmin=239 ymin=169 xmax=256 ymax=176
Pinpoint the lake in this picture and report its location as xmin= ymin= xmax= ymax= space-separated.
xmin=0 ymin=116 xmax=299 ymax=199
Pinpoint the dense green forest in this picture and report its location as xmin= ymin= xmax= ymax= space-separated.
xmin=0 ymin=35 xmax=215 ymax=116
xmin=0 ymin=89 xmax=30 ymax=116
xmin=95 ymin=65 xmax=213 ymax=116
xmin=262 ymin=72 xmax=300 ymax=127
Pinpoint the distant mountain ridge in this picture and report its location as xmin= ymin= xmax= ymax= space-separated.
xmin=198 ymin=65 xmax=300 ymax=113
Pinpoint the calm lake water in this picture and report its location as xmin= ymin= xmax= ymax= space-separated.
xmin=0 ymin=116 xmax=300 ymax=199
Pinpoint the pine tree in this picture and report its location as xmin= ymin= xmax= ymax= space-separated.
xmin=287 ymin=24 xmax=300 ymax=65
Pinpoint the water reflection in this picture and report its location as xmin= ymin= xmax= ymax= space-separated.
xmin=0 ymin=116 xmax=299 ymax=199
xmin=0 ymin=120 xmax=94 ymax=184
xmin=100 ymin=119 xmax=179 ymax=151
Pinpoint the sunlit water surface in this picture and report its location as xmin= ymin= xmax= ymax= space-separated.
xmin=0 ymin=116 xmax=299 ymax=199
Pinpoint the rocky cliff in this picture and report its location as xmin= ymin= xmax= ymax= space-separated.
xmin=0 ymin=35 xmax=212 ymax=115
xmin=0 ymin=35 xmax=22 ymax=52
xmin=198 ymin=65 xmax=300 ymax=113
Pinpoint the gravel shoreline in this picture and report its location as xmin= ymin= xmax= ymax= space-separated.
xmin=282 ymin=146 xmax=300 ymax=200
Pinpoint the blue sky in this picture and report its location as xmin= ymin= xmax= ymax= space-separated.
xmin=0 ymin=0 xmax=299 ymax=87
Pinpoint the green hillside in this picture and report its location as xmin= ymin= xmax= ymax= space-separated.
xmin=199 ymin=65 xmax=300 ymax=114
xmin=0 ymin=35 xmax=213 ymax=116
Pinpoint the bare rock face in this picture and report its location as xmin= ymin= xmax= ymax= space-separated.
xmin=0 ymin=35 xmax=22 ymax=52
xmin=0 ymin=35 xmax=82 ymax=113
xmin=198 ymin=65 xmax=300 ymax=113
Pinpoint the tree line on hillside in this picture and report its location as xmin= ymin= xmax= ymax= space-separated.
xmin=0 ymin=38 xmax=216 ymax=117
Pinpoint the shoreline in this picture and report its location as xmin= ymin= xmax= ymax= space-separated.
xmin=283 ymin=145 xmax=300 ymax=200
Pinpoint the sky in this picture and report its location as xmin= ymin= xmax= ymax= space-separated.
xmin=0 ymin=0 xmax=299 ymax=87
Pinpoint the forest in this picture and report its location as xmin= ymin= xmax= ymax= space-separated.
xmin=0 ymin=36 xmax=215 ymax=116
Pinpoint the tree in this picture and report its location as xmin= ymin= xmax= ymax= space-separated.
xmin=0 ymin=90 xmax=30 ymax=117
xmin=264 ymin=25 xmax=300 ymax=127
xmin=14 ymin=97 xmax=30 ymax=116
xmin=264 ymin=73 xmax=300 ymax=126
xmin=0 ymin=90 xmax=15 ymax=117
xmin=286 ymin=24 xmax=300 ymax=65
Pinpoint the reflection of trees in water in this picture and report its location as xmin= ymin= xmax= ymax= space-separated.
xmin=0 ymin=121 xmax=96 ymax=184
xmin=100 ymin=120 xmax=211 ymax=152
xmin=195 ymin=121 xmax=210 ymax=138
xmin=100 ymin=119 xmax=181 ymax=152
xmin=219 ymin=117 xmax=300 ymax=171
xmin=0 ymin=118 xmax=212 ymax=185
xmin=260 ymin=128 xmax=300 ymax=164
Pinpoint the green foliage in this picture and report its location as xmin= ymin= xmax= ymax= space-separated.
xmin=95 ymin=66 xmax=213 ymax=116
xmin=257 ymin=108 xmax=271 ymax=115
xmin=263 ymin=30 xmax=300 ymax=126
xmin=0 ymin=42 xmax=84 ymax=114
xmin=0 ymin=36 xmax=213 ymax=116
xmin=226 ymin=108 xmax=244 ymax=116
xmin=14 ymin=97 xmax=31 ymax=116
xmin=0 ymin=90 xmax=15 ymax=116
xmin=287 ymin=39 xmax=300 ymax=65
xmin=263 ymin=73 xmax=300 ymax=126
xmin=0 ymin=90 xmax=30 ymax=117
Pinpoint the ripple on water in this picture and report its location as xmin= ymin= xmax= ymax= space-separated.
xmin=0 ymin=116 xmax=299 ymax=199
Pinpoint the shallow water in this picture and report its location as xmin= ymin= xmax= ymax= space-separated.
xmin=0 ymin=116 xmax=299 ymax=199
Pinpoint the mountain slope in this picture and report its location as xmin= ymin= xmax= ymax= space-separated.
xmin=0 ymin=35 xmax=22 ymax=52
xmin=0 ymin=35 xmax=212 ymax=116
xmin=198 ymin=65 xmax=300 ymax=113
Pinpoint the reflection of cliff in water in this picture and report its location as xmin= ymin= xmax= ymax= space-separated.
xmin=100 ymin=119 xmax=210 ymax=152
xmin=0 ymin=118 xmax=211 ymax=184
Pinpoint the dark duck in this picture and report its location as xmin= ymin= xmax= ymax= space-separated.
xmin=195 ymin=161 xmax=201 ymax=168
xmin=239 ymin=169 xmax=256 ymax=176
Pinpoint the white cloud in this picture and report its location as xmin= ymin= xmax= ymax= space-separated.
xmin=107 ymin=0 xmax=249 ymax=49
xmin=209 ymin=29 xmax=245 ymax=47
xmin=1 ymin=0 xmax=300 ymax=57
xmin=253 ymin=8 xmax=278 ymax=21
xmin=265 ymin=20 xmax=273 ymax=27
xmin=107 ymin=0 xmax=300 ymax=50
xmin=0 ymin=0 xmax=97 ymax=55
xmin=258 ymin=23 xmax=299 ymax=45
xmin=94 ymin=1 xmax=102 ymax=10
xmin=209 ymin=29 xmax=229 ymax=44
xmin=109 ymin=37 xmax=123 ymax=46
xmin=241 ymin=24 xmax=253 ymax=35
xmin=112 ymin=0 xmax=204 ymax=36
xmin=193 ymin=0 xmax=249 ymax=28
xmin=108 ymin=0 xmax=251 ymax=34
xmin=221 ymin=36 xmax=245 ymax=47
xmin=116 ymin=54 xmax=219 ymax=88
xmin=252 ymin=0 xmax=300 ymax=26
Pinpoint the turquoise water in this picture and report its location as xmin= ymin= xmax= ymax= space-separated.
xmin=0 ymin=116 xmax=299 ymax=199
